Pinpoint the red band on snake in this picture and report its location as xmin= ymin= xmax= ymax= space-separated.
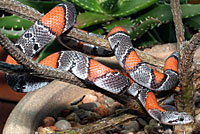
xmin=5 ymin=3 xmax=193 ymax=125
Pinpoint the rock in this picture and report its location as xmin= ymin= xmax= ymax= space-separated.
xmin=37 ymin=126 xmax=55 ymax=133
xmin=95 ymin=104 xmax=109 ymax=117
xmin=42 ymin=117 xmax=56 ymax=127
xmin=75 ymin=109 xmax=89 ymax=119
xmin=123 ymin=121 xmax=140 ymax=132
xmin=164 ymin=129 xmax=173 ymax=134
xmin=144 ymin=119 xmax=163 ymax=134
xmin=66 ymin=105 xmax=79 ymax=112
xmin=195 ymin=112 xmax=200 ymax=121
xmin=104 ymin=96 xmax=116 ymax=107
xmin=57 ymin=117 xmax=66 ymax=121
xmin=66 ymin=112 xmax=81 ymax=123
xmin=136 ymin=118 xmax=148 ymax=127
xmin=136 ymin=131 xmax=145 ymax=134
xmin=82 ymin=94 xmax=98 ymax=103
xmin=120 ymin=130 xmax=135 ymax=134
xmin=55 ymin=120 xmax=71 ymax=130
xmin=81 ymin=111 xmax=101 ymax=124
xmin=49 ymin=126 xmax=60 ymax=131
xmin=61 ymin=109 xmax=71 ymax=117
xmin=78 ymin=102 xmax=98 ymax=111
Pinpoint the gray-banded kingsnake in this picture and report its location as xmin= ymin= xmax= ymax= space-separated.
xmin=5 ymin=2 xmax=193 ymax=125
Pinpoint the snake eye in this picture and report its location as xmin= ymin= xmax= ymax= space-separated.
xmin=178 ymin=116 xmax=184 ymax=121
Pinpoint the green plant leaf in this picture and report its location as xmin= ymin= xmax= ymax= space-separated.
xmin=103 ymin=18 xmax=133 ymax=33
xmin=130 ymin=17 xmax=161 ymax=40
xmin=71 ymin=0 xmax=104 ymax=13
xmin=17 ymin=0 xmax=62 ymax=13
xmin=76 ymin=12 xmax=113 ymax=28
xmin=0 ymin=15 xmax=33 ymax=30
xmin=0 ymin=28 xmax=24 ymax=39
xmin=134 ymin=4 xmax=200 ymax=24
xmin=111 ymin=0 xmax=158 ymax=17
xmin=185 ymin=15 xmax=200 ymax=30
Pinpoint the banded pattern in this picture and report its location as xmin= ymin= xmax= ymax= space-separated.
xmin=6 ymin=3 xmax=77 ymax=91
xmin=60 ymin=32 xmax=113 ymax=57
xmin=57 ymin=51 xmax=130 ymax=94
xmin=107 ymin=27 xmax=179 ymax=91
xmin=127 ymin=82 xmax=193 ymax=125
xmin=4 ymin=3 xmax=194 ymax=125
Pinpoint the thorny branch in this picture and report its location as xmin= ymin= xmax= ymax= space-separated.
xmin=0 ymin=0 xmax=166 ymax=68
xmin=170 ymin=0 xmax=185 ymax=51
xmin=54 ymin=113 xmax=137 ymax=134
xmin=0 ymin=29 xmax=144 ymax=114
xmin=1 ymin=0 xmax=200 ymax=131
xmin=0 ymin=30 xmax=86 ymax=88
xmin=170 ymin=0 xmax=200 ymax=132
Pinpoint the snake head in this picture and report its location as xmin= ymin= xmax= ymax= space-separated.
xmin=149 ymin=110 xmax=194 ymax=125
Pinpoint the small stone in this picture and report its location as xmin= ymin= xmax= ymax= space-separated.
xmin=82 ymin=94 xmax=98 ymax=103
xmin=66 ymin=112 xmax=81 ymax=123
xmin=61 ymin=109 xmax=71 ymax=117
xmin=95 ymin=104 xmax=109 ymax=117
xmin=75 ymin=109 xmax=89 ymax=119
xmin=49 ymin=126 xmax=60 ymax=131
xmin=164 ymin=129 xmax=173 ymax=134
xmin=55 ymin=120 xmax=71 ymax=130
xmin=136 ymin=131 xmax=145 ymax=134
xmin=148 ymin=119 xmax=158 ymax=127
xmin=37 ymin=126 xmax=55 ymax=133
xmin=195 ymin=112 xmax=200 ymax=121
xmin=81 ymin=111 xmax=101 ymax=124
xmin=57 ymin=117 xmax=66 ymax=121
xmin=42 ymin=117 xmax=56 ymax=127
xmin=66 ymin=105 xmax=79 ymax=112
xmin=137 ymin=118 xmax=148 ymax=127
xmin=94 ymin=92 xmax=103 ymax=98
xmin=104 ymin=96 xmax=116 ymax=107
xmin=123 ymin=121 xmax=140 ymax=132
xmin=120 ymin=130 xmax=135 ymax=134
xmin=78 ymin=102 xmax=98 ymax=111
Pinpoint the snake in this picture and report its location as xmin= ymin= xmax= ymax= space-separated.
xmin=5 ymin=2 xmax=193 ymax=125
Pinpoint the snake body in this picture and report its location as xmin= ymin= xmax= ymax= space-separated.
xmin=5 ymin=3 xmax=193 ymax=125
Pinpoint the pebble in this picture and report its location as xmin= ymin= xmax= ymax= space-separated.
xmin=67 ymin=105 xmax=79 ymax=112
xmin=123 ymin=121 xmax=140 ymax=132
xmin=61 ymin=109 xmax=70 ymax=117
xmin=81 ymin=111 xmax=101 ymax=124
xmin=37 ymin=126 xmax=55 ymax=133
xmin=42 ymin=117 xmax=56 ymax=127
xmin=120 ymin=130 xmax=135 ymax=134
xmin=78 ymin=102 xmax=98 ymax=111
xmin=55 ymin=120 xmax=71 ymax=130
xmin=82 ymin=94 xmax=98 ymax=103
xmin=66 ymin=112 xmax=81 ymax=123
xmin=136 ymin=131 xmax=145 ymax=134
xmin=75 ymin=109 xmax=89 ymax=119
xmin=136 ymin=118 xmax=148 ymax=127
xmin=195 ymin=112 xmax=200 ymax=121
xmin=95 ymin=104 xmax=109 ymax=117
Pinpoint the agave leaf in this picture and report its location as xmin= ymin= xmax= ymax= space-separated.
xmin=17 ymin=0 xmax=61 ymax=13
xmin=0 ymin=15 xmax=33 ymax=30
xmin=76 ymin=12 xmax=113 ymax=28
xmin=185 ymin=15 xmax=200 ymax=30
xmin=0 ymin=28 xmax=24 ymax=39
xmin=130 ymin=17 xmax=161 ymax=40
xmin=111 ymin=0 xmax=158 ymax=17
xmin=71 ymin=0 xmax=104 ymax=13
xmin=134 ymin=4 xmax=200 ymax=24
xmin=103 ymin=18 xmax=133 ymax=33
